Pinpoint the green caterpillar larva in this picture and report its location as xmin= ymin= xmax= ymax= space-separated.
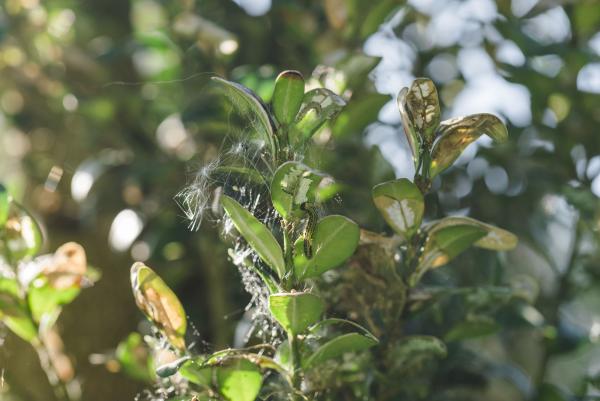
xmin=301 ymin=202 xmax=317 ymax=259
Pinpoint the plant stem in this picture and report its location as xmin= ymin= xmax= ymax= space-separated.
xmin=288 ymin=332 xmax=302 ymax=401
xmin=34 ymin=344 xmax=73 ymax=401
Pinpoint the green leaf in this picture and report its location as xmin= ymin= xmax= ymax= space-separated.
xmin=179 ymin=357 xmax=212 ymax=387
xmin=221 ymin=196 xmax=286 ymax=279
xmin=272 ymin=70 xmax=305 ymax=125
xmin=332 ymin=93 xmax=389 ymax=138
xmin=0 ymin=277 xmax=38 ymax=343
xmin=269 ymin=292 xmax=324 ymax=335
xmin=444 ymin=317 xmax=500 ymax=342
xmin=115 ymin=332 xmax=154 ymax=383
xmin=0 ymin=183 xmax=9 ymax=228
xmin=212 ymin=76 xmax=277 ymax=158
xmin=290 ymin=88 xmax=346 ymax=146
xmin=28 ymin=278 xmax=80 ymax=323
xmin=130 ymin=262 xmax=187 ymax=351
xmin=372 ymin=179 xmax=424 ymax=238
xmin=304 ymin=333 xmax=378 ymax=369
xmin=410 ymin=224 xmax=487 ymax=286
xmin=425 ymin=216 xmax=518 ymax=251
xmin=429 ymin=113 xmax=508 ymax=178
xmin=294 ymin=215 xmax=360 ymax=280
xmin=0 ymin=202 xmax=43 ymax=263
xmin=270 ymin=162 xmax=327 ymax=219
xmin=216 ymin=358 xmax=262 ymax=401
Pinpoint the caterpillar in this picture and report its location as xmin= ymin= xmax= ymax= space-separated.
xmin=301 ymin=202 xmax=318 ymax=259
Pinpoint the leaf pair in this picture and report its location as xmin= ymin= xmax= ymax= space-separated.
xmin=409 ymin=216 xmax=518 ymax=286
xmin=272 ymin=71 xmax=347 ymax=146
xmin=179 ymin=355 xmax=265 ymax=401
xmin=222 ymin=195 xmax=359 ymax=282
xmin=398 ymin=78 xmax=508 ymax=178
xmin=214 ymin=72 xmax=346 ymax=155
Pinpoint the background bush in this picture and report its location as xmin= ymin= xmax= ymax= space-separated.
xmin=0 ymin=0 xmax=599 ymax=400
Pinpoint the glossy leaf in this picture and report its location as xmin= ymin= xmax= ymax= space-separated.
xmin=399 ymin=78 xmax=441 ymax=145
xmin=372 ymin=179 xmax=424 ymax=238
xmin=304 ymin=332 xmax=378 ymax=369
xmin=272 ymin=70 xmax=305 ymax=125
xmin=130 ymin=262 xmax=187 ymax=351
xmin=270 ymin=162 xmax=327 ymax=219
xmin=397 ymin=88 xmax=420 ymax=169
xmin=425 ymin=216 xmax=518 ymax=251
xmin=212 ymin=76 xmax=277 ymax=157
xmin=290 ymin=88 xmax=346 ymax=145
xmin=410 ymin=225 xmax=487 ymax=286
xmin=269 ymin=292 xmax=324 ymax=334
xmin=429 ymin=113 xmax=508 ymax=177
xmin=294 ymin=215 xmax=360 ymax=280
xmin=216 ymin=358 xmax=262 ymax=401
xmin=0 ymin=202 xmax=43 ymax=263
xmin=221 ymin=196 xmax=285 ymax=279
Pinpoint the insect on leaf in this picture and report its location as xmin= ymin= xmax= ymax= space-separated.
xmin=270 ymin=161 xmax=327 ymax=220
xmin=429 ymin=113 xmax=508 ymax=178
xmin=294 ymin=215 xmax=360 ymax=280
xmin=221 ymin=196 xmax=286 ymax=279
xmin=130 ymin=262 xmax=187 ymax=351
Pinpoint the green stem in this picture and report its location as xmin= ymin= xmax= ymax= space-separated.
xmin=288 ymin=332 xmax=302 ymax=400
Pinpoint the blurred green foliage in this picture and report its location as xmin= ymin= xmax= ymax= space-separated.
xmin=0 ymin=0 xmax=599 ymax=400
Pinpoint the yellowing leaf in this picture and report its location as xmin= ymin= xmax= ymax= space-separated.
xmin=429 ymin=113 xmax=508 ymax=178
xmin=130 ymin=262 xmax=187 ymax=351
